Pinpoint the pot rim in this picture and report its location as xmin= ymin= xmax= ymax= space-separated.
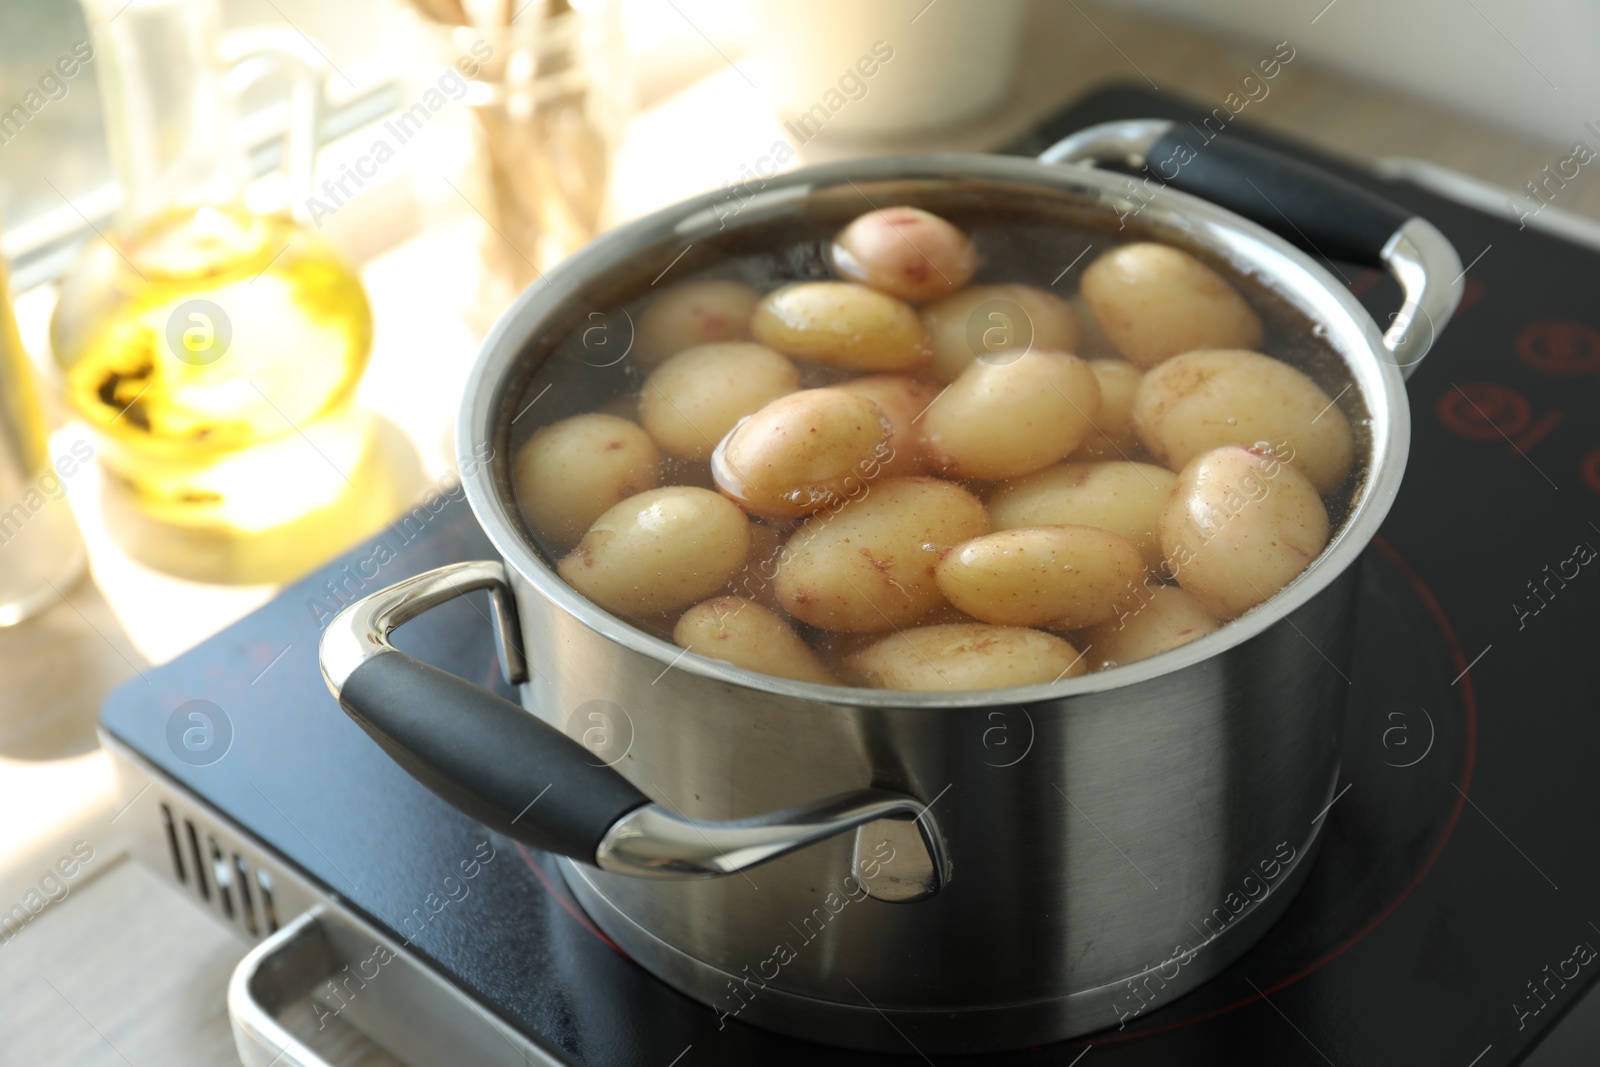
xmin=456 ymin=151 xmax=1410 ymax=709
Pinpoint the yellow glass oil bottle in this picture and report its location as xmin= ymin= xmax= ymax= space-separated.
xmin=52 ymin=0 xmax=379 ymax=581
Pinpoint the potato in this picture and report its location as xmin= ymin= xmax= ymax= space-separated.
xmin=639 ymin=342 xmax=800 ymax=461
xmin=513 ymin=414 xmax=661 ymax=549
xmin=775 ymin=477 xmax=989 ymax=631
xmin=921 ymin=350 xmax=1101 ymax=480
xmin=834 ymin=374 xmax=940 ymax=479
xmin=712 ymin=388 xmax=893 ymax=518
xmin=673 ymin=597 xmax=835 ymax=684
xmin=936 ymin=526 xmax=1145 ymax=630
xmin=831 ymin=206 xmax=978 ymax=303
xmin=921 ymin=284 xmax=1081 ymax=383
xmin=1160 ymin=446 xmax=1330 ymax=620
xmin=633 ymin=280 xmax=760 ymax=369
xmin=1133 ymin=349 xmax=1356 ymax=495
xmin=846 ymin=623 xmax=1087 ymax=691
xmin=557 ymin=487 xmax=750 ymax=616
xmin=1080 ymin=243 xmax=1263 ymax=368
xmin=988 ymin=461 xmax=1176 ymax=571
xmin=751 ymin=282 xmax=931 ymax=372
xmin=1081 ymin=583 xmax=1221 ymax=671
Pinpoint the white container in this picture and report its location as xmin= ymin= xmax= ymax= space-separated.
xmin=753 ymin=0 xmax=1026 ymax=137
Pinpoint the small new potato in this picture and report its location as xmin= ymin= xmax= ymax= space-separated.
xmin=1133 ymin=348 xmax=1356 ymax=494
xmin=831 ymin=206 xmax=978 ymax=303
xmin=1082 ymin=583 xmax=1221 ymax=671
xmin=712 ymin=388 xmax=893 ymax=518
xmin=751 ymin=281 xmax=931 ymax=371
xmin=835 ymin=374 xmax=940 ymax=479
xmin=921 ymin=349 xmax=1102 ymax=480
xmin=988 ymin=461 xmax=1177 ymax=571
xmin=775 ymin=476 xmax=989 ymax=632
xmin=673 ymin=597 xmax=835 ymax=684
xmin=921 ymin=284 xmax=1081 ymax=383
xmin=1080 ymin=243 xmax=1264 ymax=368
xmin=846 ymin=623 xmax=1087 ymax=691
xmin=557 ymin=487 xmax=750 ymax=616
xmin=513 ymin=414 xmax=661 ymax=549
xmin=1071 ymin=360 xmax=1143 ymax=461
xmin=633 ymin=280 xmax=760 ymax=369
xmin=639 ymin=342 xmax=800 ymax=460
xmin=1160 ymin=446 xmax=1330 ymax=620
xmin=936 ymin=526 xmax=1145 ymax=630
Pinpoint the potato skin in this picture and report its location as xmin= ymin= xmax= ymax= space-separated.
xmin=673 ymin=597 xmax=835 ymax=684
xmin=639 ymin=342 xmax=800 ymax=461
xmin=513 ymin=414 xmax=661 ymax=549
xmin=830 ymin=206 xmax=978 ymax=303
xmin=1080 ymin=243 xmax=1263 ymax=368
xmin=846 ymin=623 xmax=1087 ymax=691
xmin=920 ymin=283 xmax=1081 ymax=383
xmin=775 ymin=476 xmax=989 ymax=632
xmin=557 ymin=487 xmax=750 ymax=616
xmin=1160 ymin=446 xmax=1330 ymax=620
xmin=634 ymin=280 xmax=760 ymax=369
xmin=751 ymin=281 xmax=931 ymax=371
xmin=1133 ymin=348 xmax=1355 ymax=495
xmin=1071 ymin=359 xmax=1144 ymax=461
xmin=1081 ymin=583 xmax=1221 ymax=671
xmin=987 ymin=460 xmax=1176 ymax=571
xmin=921 ymin=349 xmax=1102 ymax=480
xmin=936 ymin=525 xmax=1146 ymax=630
xmin=712 ymin=388 xmax=893 ymax=518
xmin=834 ymin=374 xmax=940 ymax=479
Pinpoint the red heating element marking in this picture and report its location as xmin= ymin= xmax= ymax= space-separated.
xmin=1438 ymin=382 xmax=1531 ymax=440
xmin=1583 ymin=448 xmax=1600 ymax=494
xmin=1516 ymin=320 xmax=1600 ymax=376
xmin=1437 ymin=382 xmax=1564 ymax=454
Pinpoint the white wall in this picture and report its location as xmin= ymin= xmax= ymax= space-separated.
xmin=1106 ymin=0 xmax=1598 ymax=147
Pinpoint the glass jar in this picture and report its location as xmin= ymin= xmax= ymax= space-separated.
xmin=0 ymin=250 xmax=88 ymax=625
xmin=50 ymin=0 xmax=375 ymax=574
xmin=418 ymin=0 xmax=631 ymax=316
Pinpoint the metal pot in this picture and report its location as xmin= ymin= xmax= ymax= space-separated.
xmin=319 ymin=120 xmax=1461 ymax=1052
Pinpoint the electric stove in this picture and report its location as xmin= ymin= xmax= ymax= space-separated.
xmin=102 ymin=87 xmax=1600 ymax=1065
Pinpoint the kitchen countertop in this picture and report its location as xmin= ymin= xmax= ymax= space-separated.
xmin=3 ymin=2 xmax=1596 ymax=1063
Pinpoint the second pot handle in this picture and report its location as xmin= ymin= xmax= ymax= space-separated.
xmin=1041 ymin=118 xmax=1463 ymax=379
xmin=319 ymin=561 xmax=948 ymax=892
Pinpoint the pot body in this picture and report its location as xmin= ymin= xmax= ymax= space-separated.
xmin=435 ymin=151 xmax=1433 ymax=1050
xmin=510 ymin=559 xmax=1354 ymax=1047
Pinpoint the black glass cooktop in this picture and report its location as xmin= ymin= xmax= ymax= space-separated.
xmin=103 ymin=86 xmax=1600 ymax=1065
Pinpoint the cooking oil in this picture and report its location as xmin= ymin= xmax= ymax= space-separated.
xmin=50 ymin=203 xmax=372 ymax=533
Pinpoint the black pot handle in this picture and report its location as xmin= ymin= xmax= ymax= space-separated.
xmin=319 ymin=561 xmax=948 ymax=891
xmin=1041 ymin=118 xmax=1463 ymax=379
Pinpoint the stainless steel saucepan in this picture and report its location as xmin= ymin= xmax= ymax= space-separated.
xmin=319 ymin=120 xmax=1461 ymax=1051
